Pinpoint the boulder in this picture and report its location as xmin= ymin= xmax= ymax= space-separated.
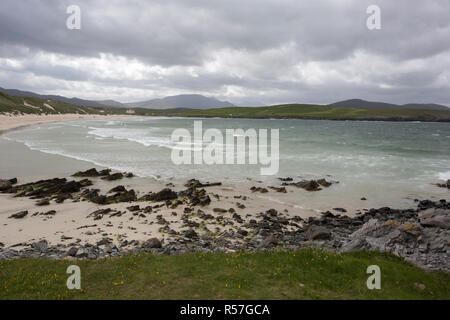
xmin=419 ymin=209 xmax=450 ymax=229
xmin=31 ymin=240 xmax=48 ymax=253
xmin=145 ymin=238 xmax=162 ymax=248
xmin=0 ymin=179 xmax=12 ymax=191
xmin=307 ymin=225 xmax=331 ymax=240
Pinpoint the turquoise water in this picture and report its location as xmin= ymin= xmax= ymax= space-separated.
xmin=3 ymin=117 xmax=450 ymax=209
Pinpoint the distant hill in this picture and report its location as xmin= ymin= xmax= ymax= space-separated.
xmin=331 ymin=99 xmax=449 ymax=111
xmin=128 ymin=94 xmax=235 ymax=109
xmin=0 ymin=87 xmax=127 ymax=109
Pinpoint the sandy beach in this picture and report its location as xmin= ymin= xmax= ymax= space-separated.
xmin=0 ymin=115 xmax=448 ymax=272
xmin=0 ymin=114 xmax=129 ymax=134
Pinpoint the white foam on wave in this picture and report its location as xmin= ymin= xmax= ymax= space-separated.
xmin=437 ymin=171 xmax=450 ymax=180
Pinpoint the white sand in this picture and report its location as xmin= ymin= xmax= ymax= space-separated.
xmin=0 ymin=114 xmax=127 ymax=133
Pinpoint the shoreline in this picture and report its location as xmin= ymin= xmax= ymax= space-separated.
xmin=0 ymin=115 xmax=448 ymax=271
xmin=0 ymin=113 xmax=132 ymax=135
xmin=0 ymin=167 xmax=449 ymax=271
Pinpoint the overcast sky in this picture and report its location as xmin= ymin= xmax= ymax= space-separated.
xmin=0 ymin=0 xmax=449 ymax=106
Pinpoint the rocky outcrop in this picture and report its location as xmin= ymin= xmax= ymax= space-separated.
xmin=418 ymin=209 xmax=450 ymax=229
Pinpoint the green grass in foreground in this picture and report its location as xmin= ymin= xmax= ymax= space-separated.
xmin=0 ymin=250 xmax=449 ymax=300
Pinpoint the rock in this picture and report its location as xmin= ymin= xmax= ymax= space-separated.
xmin=141 ymin=188 xmax=177 ymax=202
xmin=127 ymin=205 xmax=140 ymax=212
xmin=250 ymin=186 xmax=268 ymax=193
xmin=101 ymin=172 xmax=123 ymax=181
xmin=36 ymin=199 xmax=50 ymax=207
xmin=31 ymin=240 xmax=48 ymax=253
xmin=185 ymin=229 xmax=199 ymax=239
xmin=317 ymin=179 xmax=332 ymax=187
xmin=436 ymin=179 xmax=450 ymax=189
xmin=145 ymin=238 xmax=162 ymax=248
xmin=213 ymin=208 xmax=228 ymax=213
xmin=41 ymin=210 xmax=56 ymax=216
xmin=278 ymin=177 xmax=293 ymax=182
xmin=361 ymin=197 xmax=367 ymax=201
xmin=285 ymin=180 xmax=321 ymax=191
xmin=184 ymin=179 xmax=222 ymax=188
xmin=333 ymin=208 xmax=347 ymax=213
xmin=72 ymin=168 xmax=99 ymax=177
xmin=9 ymin=210 xmax=28 ymax=219
xmin=419 ymin=209 xmax=450 ymax=229
xmin=259 ymin=236 xmax=279 ymax=248
xmin=125 ymin=172 xmax=134 ymax=178
xmin=237 ymin=229 xmax=248 ymax=237
xmin=0 ymin=179 xmax=12 ymax=191
xmin=75 ymin=248 xmax=88 ymax=258
xmin=307 ymin=226 xmax=331 ymax=240
xmin=108 ymin=185 xmax=126 ymax=193
xmin=269 ymin=186 xmax=287 ymax=193
xmin=96 ymin=238 xmax=111 ymax=246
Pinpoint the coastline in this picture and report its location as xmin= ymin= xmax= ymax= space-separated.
xmin=0 ymin=115 xmax=448 ymax=272
xmin=0 ymin=114 xmax=132 ymax=135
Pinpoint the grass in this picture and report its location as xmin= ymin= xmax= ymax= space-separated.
xmin=166 ymin=104 xmax=450 ymax=121
xmin=0 ymin=250 xmax=448 ymax=300
xmin=2 ymin=91 xmax=450 ymax=121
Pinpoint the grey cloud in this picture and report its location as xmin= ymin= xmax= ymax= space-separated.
xmin=0 ymin=0 xmax=449 ymax=105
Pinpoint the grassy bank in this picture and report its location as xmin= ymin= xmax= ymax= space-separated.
xmin=166 ymin=104 xmax=450 ymax=121
xmin=0 ymin=250 xmax=448 ymax=300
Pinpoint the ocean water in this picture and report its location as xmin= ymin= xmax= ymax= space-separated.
xmin=3 ymin=117 xmax=450 ymax=210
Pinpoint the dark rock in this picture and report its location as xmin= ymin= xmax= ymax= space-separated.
xmin=9 ymin=210 xmax=28 ymax=219
xmin=31 ymin=240 xmax=48 ymax=253
xmin=108 ymin=185 xmax=126 ymax=193
xmin=436 ymin=179 xmax=450 ymax=189
xmin=250 ymin=186 xmax=268 ymax=193
xmin=144 ymin=238 xmax=162 ymax=248
xmin=184 ymin=229 xmax=199 ymax=239
xmin=101 ymin=172 xmax=123 ymax=181
xmin=269 ymin=186 xmax=287 ymax=193
xmin=141 ymin=188 xmax=177 ymax=202
xmin=213 ymin=208 xmax=227 ymax=213
xmin=0 ymin=179 xmax=12 ymax=191
xmin=184 ymin=179 xmax=222 ymax=188
xmin=72 ymin=168 xmax=100 ymax=177
xmin=307 ymin=226 xmax=331 ymax=240
xmin=333 ymin=208 xmax=347 ymax=213
xmin=317 ymin=179 xmax=332 ymax=187
xmin=127 ymin=205 xmax=140 ymax=212
xmin=41 ymin=210 xmax=56 ymax=216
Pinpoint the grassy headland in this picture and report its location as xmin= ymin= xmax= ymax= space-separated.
xmin=1 ymin=91 xmax=449 ymax=121
xmin=0 ymin=250 xmax=448 ymax=300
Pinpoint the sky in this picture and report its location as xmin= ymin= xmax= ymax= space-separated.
xmin=0 ymin=0 xmax=449 ymax=106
